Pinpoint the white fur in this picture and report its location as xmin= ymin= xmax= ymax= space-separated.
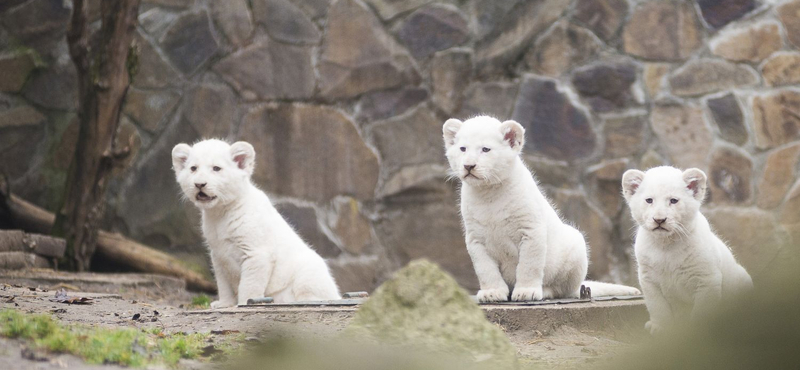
xmin=443 ymin=116 xmax=641 ymax=303
xmin=172 ymin=139 xmax=340 ymax=308
xmin=622 ymin=166 xmax=753 ymax=334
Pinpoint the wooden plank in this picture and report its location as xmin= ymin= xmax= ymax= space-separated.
xmin=0 ymin=230 xmax=66 ymax=258
xmin=0 ymin=251 xmax=51 ymax=269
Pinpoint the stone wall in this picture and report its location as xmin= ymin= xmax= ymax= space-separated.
xmin=1 ymin=0 xmax=798 ymax=293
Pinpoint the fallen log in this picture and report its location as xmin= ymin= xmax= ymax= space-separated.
xmin=0 ymin=230 xmax=66 ymax=258
xmin=0 ymin=179 xmax=216 ymax=293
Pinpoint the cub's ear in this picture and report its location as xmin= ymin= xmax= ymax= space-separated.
xmin=230 ymin=141 xmax=256 ymax=176
xmin=621 ymin=169 xmax=645 ymax=201
xmin=682 ymin=168 xmax=707 ymax=202
xmin=500 ymin=120 xmax=525 ymax=152
xmin=442 ymin=118 xmax=462 ymax=149
xmin=171 ymin=143 xmax=191 ymax=174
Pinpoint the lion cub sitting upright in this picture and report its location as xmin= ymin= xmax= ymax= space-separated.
xmin=172 ymin=139 xmax=340 ymax=308
xmin=443 ymin=116 xmax=640 ymax=302
xmin=622 ymin=166 xmax=753 ymax=334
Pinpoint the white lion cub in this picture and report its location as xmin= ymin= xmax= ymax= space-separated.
xmin=172 ymin=139 xmax=340 ymax=308
xmin=622 ymin=166 xmax=753 ymax=334
xmin=443 ymin=116 xmax=641 ymax=302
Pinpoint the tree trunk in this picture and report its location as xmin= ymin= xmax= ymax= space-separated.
xmin=54 ymin=0 xmax=141 ymax=270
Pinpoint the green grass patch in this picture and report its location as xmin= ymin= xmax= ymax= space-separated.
xmin=190 ymin=294 xmax=211 ymax=309
xmin=0 ymin=309 xmax=221 ymax=367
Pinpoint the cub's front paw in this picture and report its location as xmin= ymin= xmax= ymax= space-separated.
xmin=644 ymin=321 xmax=663 ymax=335
xmin=210 ymin=300 xmax=236 ymax=309
xmin=477 ymin=288 xmax=509 ymax=303
xmin=511 ymin=286 xmax=543 ymax=302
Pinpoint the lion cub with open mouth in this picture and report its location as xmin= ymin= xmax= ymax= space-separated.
xmin=172 ymin=139 xmax=340 ymax=308
xmin=443 ymin=116 xmax=640 ymax=302
xmin=622 ymin=166 xmax=753 ymax=334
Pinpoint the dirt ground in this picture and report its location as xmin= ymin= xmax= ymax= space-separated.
xmin=0 ymin=282 xmax=649 ymax=369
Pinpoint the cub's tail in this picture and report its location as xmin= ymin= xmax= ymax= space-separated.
xmin=581 ymin=281 xmax=641 ymax=297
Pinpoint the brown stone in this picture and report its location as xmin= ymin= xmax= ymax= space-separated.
xmin=708 ymin=147 xmax=753 ymax=204
xmin=332 ymin=197 xmax=373 ymax=255
xmin=1 ymin=0 xmax=70 ymax=40
xmin=469 ymin=0 xmax=522 ymax=39
xmin=751 ymin=90 xmax=800 ymax=149
xmin=551 ymin=189 xmax=613 ymax=281
xmin=639 ymin=150 xmax=666 ymax=170
xmin=711 ymin=22 xmax=782 ymax=63
xmin=456 ymin=82 xmax=519 ymax=120
xmin=697 ymin=0 xmax=758 ymax=29
xmin=210 ymin=0 xmax=254 ymax=47
xmin=511 ymin=76 xmax=596 ymax=160
xmin=431 ymin=48 xmax=472 ymax=114
xmin=623 ymin=1 xmax=701 ymax=61
xmin=0 ymin=105 xmax=46 ymax=129
xmin=22 ymin=60 xmax=77 ymax=110
xmin=296 ymin=0 xmax=331 ymax=20
xmin=327 ymin=257 xmax=380 ymax=292
xmin=213 ymin=39 xmax=315 ymax=100
xmin=524 ymin=21 xmax=603 ymax=77
xmin=240 ymin=104 xmax=379 ymax=203
xmin=669 ymin=59 xmax=758 ymax=97
xmin=112 ymin=117 xmax=143 ymax=174
xmin=778 ymin=1 xmax=800 ymax=49
xmin=182 ymin=84 xmax=238 ymax=139
xmin=0 ymin=105 xmax=45 ymax=179
xmin=650 ymin=103 xmax=713 ymax=169
xmin=378 ymin=164 xmax=449 ymax=198
xmin=603 ymin=114 xmax=646 ymax=158
xmin=122 ymin=88 xmax=180 ymax=133
xmin=0 ymin=50 xmax=37 ymax=93
xmin=705 ymin=207 xmax=789 ymax=277
xmin=317 ymin=0 xmax=418 ymax=99
xmin=587 ymin=159 xmax=630 ymax=217
xmin=762 ymin=52 xmax=800 ymax=87
xmin=758 ymin=143 xmax=800 ymax=210
xmin=395 ymin=4 xmax=469 ymax=59
xmin=573 ymin=0 xmax=628 ymax=41
xmin=571 ymin=61 xmax=638 ymax=112
xmin=275 ymin=203 xmax=341 ymax=258
xmin=252 ymin=0 xmax=320 ymax=45
xmin=356 ymin=88 xmax=428 ymax=122
xmin=143 ymin=0 xmax=193 ymax=8
xmin=707 ymin=93 xmax=747 ymax=146
xmin=643 ymin=63 xmax=669 ymax=98
xmin=160 ymin=10 xmax=220 ymax=75
xmin=132 ymin=32 xmax=179 ymax=89
xmin=781 ymin=181 xmax=800 ymax=225
xmin=475 ymin=0 xmax=570 ymax=75
xmin=52 ymin=117 xmax=78 ymax=170
xmin=525 ymin=157 xmax=579 ymax=188
xmin=364 ymin=0 xmax=438 ymax=20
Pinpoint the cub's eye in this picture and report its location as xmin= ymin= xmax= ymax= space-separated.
xmin=460 ymin=147 xmax=466 ymax=152
xmin=190 ymin=166 xmax=197 ymax=172
xmin=670 ymin=198 xmax=679 ymax=204
xmin=213 ymin=166 xmax=222 ymax=172
xmin=482 ymin=147 xmax=491 ymax=153
xmin=645 ymin=198 xmax=653 ymax=204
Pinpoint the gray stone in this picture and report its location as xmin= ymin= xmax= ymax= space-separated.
xmin=762 ymin=52 xmax=800 ymax=87
xmin=430 ymin=49 xmax=472 ymax=114
xmin=1 ymin=0 xmax=70 ymax=40
xmin=708 ymin=147 xmax=753 ymax=204
xmin=112 ymin=117 xmax=143 ymax=173
xmin=669 ymin=59 xmax=758 ymax=97
xmin=650 ymin=103 xmax=713 ymax=169
xmin=524 ymin=21 xmax=603 ymax=77
xmin=395 ymin=4 xmax=469 ymax=59
xmin=122 ymin=88 xmax=180 ymax=133
xmin=707 ymin=94 xmax=747 ymax=146
xmin=603 ymin=114 xmax=646 ymax=158
xmin=327 ymin=257 xmax=380 ymax=292
xmin=711 ymin=22 xmax=782 ymax=63
xmin=160 ymin=10 xmax=219 ymax=75
xmin=0 ymin=50 xmax=37 ymax=93
xmin=0 ymin=0 xmax=26 ymax=13
xmin=571 ymin=61 xmax=638 ymax=112
xmin=511 ymin=76 xmax=596 ymax=160
xmin=758 ymin=143 xmax=800 ymax=210
xmin=181 ymin=84 xmax=238 ymax=139
xmin=643 ymin=63 xmax=669 ymax=98
xmin=252 ymin=0 xmax=320 ymax=45
xmin=0 ymin=104 xmax=46 ymax=178
xmin=573 ymin=0 xmax=628 ymax=41
xmin=369 ymin=106 xmax=444 ymax=183
xmin=378 ymin=164 xmax=448 ymax=198
xmin=138 ymin=7 xmax=179 ymax=40
xmin=475 ymin=0 xmax=570 ymax=75
xmin=240 ymin=104 xmax=379 ymax=202
xmin=524 ymin=157 xmax=579 ymax=188
xmin=143 ymin=0 xmax=194 ymax=8
xmin=751 ymin=90 xmax=800 ymax=149
xmin=331 ymin=197 xmax=373 ymax=255
xmin=697 ymin=0 xmax=758 ymax=29
xmin=587 ymin=159 xmax=630 ymax=218
xmin=356 ymin=88 xmax=428 ymax=122
xmin=457 ymin=81 xmax=519 ymax=120
xmin=781 ymin=181 xmax=800 ymax=225
xmin=706 ymin=207 xmax=789 ymax=278
xmin=779 ymin=1 xmax=800 ymax=48
xmin=0 ymin=105 xmax=46 ymax=129
xmin=622 ymin=1 xmax=701 ymax=61
xmin=551 ymin=189 xmax=614 ymax=281
xmin=469 ymin=0 xmax=521 ymax=39
xmin=22 ymin=60 xmax=77 ymax=110
xmin=214 ymin=39 xmax=315 ymax=100
xmin=275 ymin=203 xmax=340 ymax=258
xmin=296 ymin=0 xmax=331 ymax=19
xmin=318 ymin=0 xmax=418 ymax=99
xmin=132 ymin=32 xmax=180 ymax=89
xmin=363 ymin=0 xmax=437 ymax=20
xmin=211 ymin=0 xmax=254 ymax=47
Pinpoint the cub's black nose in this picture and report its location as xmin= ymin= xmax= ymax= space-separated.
xmin=195 ymin=183 xmax=206 ymax=189
xmin=464 ymin=165 xmax=476 ymax=171
xmin=654 ymin=218 xmax=667 ymax=225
